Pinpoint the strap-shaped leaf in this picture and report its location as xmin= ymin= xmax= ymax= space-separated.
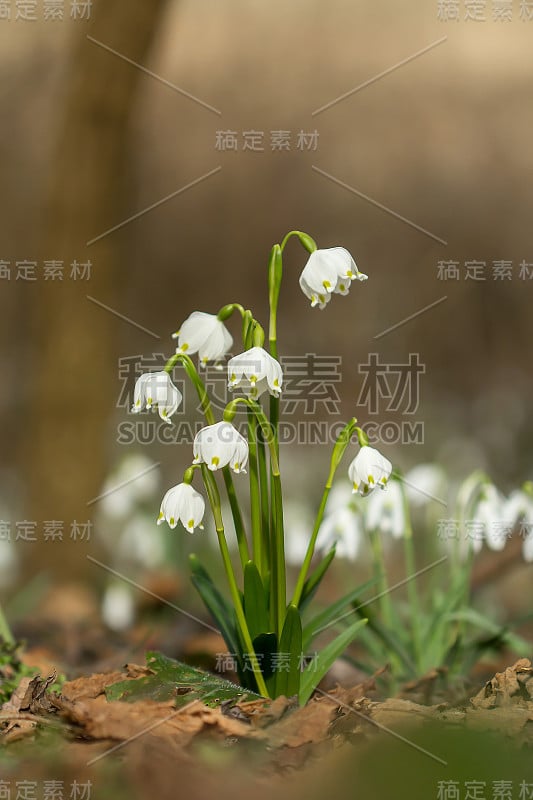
xmin=298 ymin=547 xmax=337 ymax=613
xmin=243 ymin=561 xmax=270 ymax=641
xmin=275 ymin=604 xmax=302 ymax=698
xmin=302 ymin=577 xmax=377 ymax=650
xmin=353 ymin=601 xmax=417 ymax=677
xmin=298 ymin=618 xmax=368 ymax=705
xmin=253 ymin=631 xmax=278 ymax=695
xmin=189 ymin=554 xmax=241 ymax=661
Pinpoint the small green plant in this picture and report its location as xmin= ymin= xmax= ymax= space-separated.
xmin=130 ymin=231 xmax=392 ymax=702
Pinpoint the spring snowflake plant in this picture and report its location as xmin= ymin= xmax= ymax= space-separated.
xmin=307 ymin=466 xmax=533 ymax=697
xmin=130 ymin=231 xmax=393 ymax=704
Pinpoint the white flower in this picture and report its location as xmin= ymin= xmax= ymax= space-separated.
xmin=99 ymin=455 xmax=160 ymax=520
xmin=118 ymin=515 xmax=166 ymax=567
xmin=173 ymin=312 xmax=233 ymax=366
xmin=284 ymin=501 xmax=315 ymax=566
xmin=299 ymin=247 xmax=367 ymax=309
xmin=131 ymin=371 xmax=182 ymax=423
xmin=473 ymin=484 xmax=509 ymax=552
xmin=365 ymin=480 xmax=405 ymax=539
xmin=316 ymin=506 xmax=363 ymax=561
xmin=348 ymin=446 xmax=392 ymax=496
xmin=193 ymin=421 xmax=248 ymax=474
xmin=228 ymin=347 xmax=283 ymax=399
xmin=102 ymin=584 xmax=135 ymax=631
xmin=404 ymin=464 xmax=447 ymax=508
xmin=157 ymin=483 xmax=205 ymax=533
xmin=504 ymin=488 xmax=533 ymax=561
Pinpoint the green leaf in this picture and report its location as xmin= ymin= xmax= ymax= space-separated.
xmin=352 ymin=601 xmax=417 ymax=677
xmin=189 ymin=555 xmax=241 ymax=663
xmin=302 ymin=577 xmax=377 ymax=650
xmin=275 ymin=605 xmax=303 ymax=698
xmin=298 ymin=619 xmax=368 ymax=705
xmin=243 ymin=561 xmax=270 ymax=641
xmin=421 ymin=572 xmax=470 ymax=672
xmin=105 ymin=651 xmax=260 ymax=707
xmin=252 ymin=632 xmax=278 ymax=695
xmin=298 ymin=547 xmax=337 ymax=613
xmin=446 ymin=609 xmax=531 ymax=655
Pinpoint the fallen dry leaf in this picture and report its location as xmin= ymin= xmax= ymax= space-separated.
xmin=470 ymin=658 xmax=533 ymax=709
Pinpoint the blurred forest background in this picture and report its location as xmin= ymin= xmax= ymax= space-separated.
xmin=1 ymin=0 xmax=532 ymax=596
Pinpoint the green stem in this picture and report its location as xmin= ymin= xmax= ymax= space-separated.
xmin=290 ymin=486 xmax=330 ymax=608
xmin=271 ymin=472 xmax=286 ymax=637
xmin=257 ymin=434 xmax=270 ymax=575
xmin=290 ymin=419 xmax=358 ymax=607
xmin=221 ymin=467 xmax=250 ymax=569
xmin=368 ymin=530 xmax=394 ymax=630
xmin=400 ymin=482 xmax=422 ymax=673
xmin=224 ymin=398 xmax=285 ymax=636
xmin=247 ymin=410 xmax=263 ymax=575
xmin=0 ymin=604 xmax=14 ymax=646
xmin=200 ymin=465 xmax=268 ymax=697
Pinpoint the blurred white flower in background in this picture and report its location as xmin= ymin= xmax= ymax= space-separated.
xmin=117 ymin=516 xmax=166 ymax=569
xmin=95 ymin=455 xmax=164 ymax=631
xmin=315 ymin=482 xmax=363 ymax=561
xmin=317 ymin=506 xmax=363 ymax=561
xmin=504 ymin=486 xmax=533 ymax=562
xmin=99 ymin=454 xmax=160 ymax=520
xmin=364 ymin=480 xmax=405 ymax=539
xmin=284 ymin=501 xmax=314 ymax=566
xmin=404 ymin=464 xmax=447 ymax=508
xmin=472 ymin=484 xmax=510 ymax=553
xmin=101 ymin=583 xmax=135 ymax=632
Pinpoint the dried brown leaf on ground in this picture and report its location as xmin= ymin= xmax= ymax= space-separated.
xmin=470 ymin=658 xmax=533 ymax=709
xmin=60 ymin=663 xmax=152 ymax=702
xmin=54 ymin=693 xmax=259 ymax=748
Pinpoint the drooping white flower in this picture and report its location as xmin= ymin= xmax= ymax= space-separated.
xmin=348 ymin=446 xmax=392 ymax=496
xmin=193 ymin=421 xmax=248 ymax=474
xmin=157 ymin=483 xmax=205 ymax=533
xmin=173 ymin=311 xmax=233 ymax=366
xmin=228 ymin=347 xmax=283 ymax=399
xmin=365 ymin=480 xmax=405 ymax=539
xmin=299 ymin=247 xmax=368 ymax=309
xmin=131 ymin=371 xmax=182 ymax=423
